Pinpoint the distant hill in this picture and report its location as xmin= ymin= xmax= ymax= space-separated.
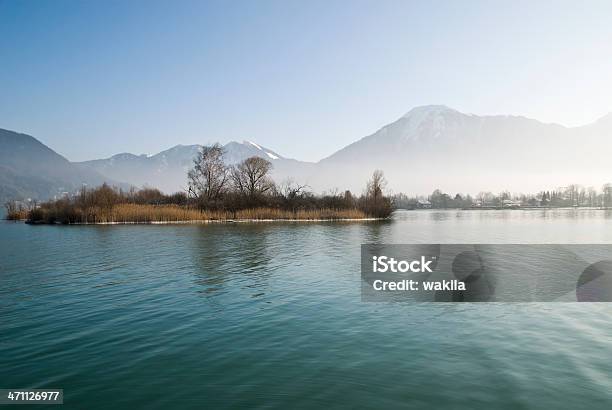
xmin=78 ymin=141 xmax=314 ymax=193
xmin=0 ymin=128 xmax=116 ymax=203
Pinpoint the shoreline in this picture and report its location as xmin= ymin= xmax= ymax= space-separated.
xmin=18 ymin=217 xmax=385 ymax=225
xmin=8 ymin=207 xmax=611 ymax=225
xmin=401 ymin=206 xmax=612 ymax=211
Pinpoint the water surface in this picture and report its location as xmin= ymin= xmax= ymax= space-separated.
xmin=2 ymin=209 xmax=612 ymax=409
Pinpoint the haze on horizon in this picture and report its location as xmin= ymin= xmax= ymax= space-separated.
xmin=1 ymin=0 xmax=612 ymax=162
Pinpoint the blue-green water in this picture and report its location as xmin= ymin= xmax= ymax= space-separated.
xmin=2 ymin=210 xmax=612 ymax=409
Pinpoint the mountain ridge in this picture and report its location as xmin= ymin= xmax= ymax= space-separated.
xmin=77 ymin=140 xmax=312 ymax=194
xmin=3 ymin=105 xmax=612 ymax=202
xmin=0 ymin=128 xmax=119 ymax=203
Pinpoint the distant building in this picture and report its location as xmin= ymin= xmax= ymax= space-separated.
xmin=502 ymin=199 xmax=521 ymax=209
xmin=416 ymin=199 xmax=432 ymax=209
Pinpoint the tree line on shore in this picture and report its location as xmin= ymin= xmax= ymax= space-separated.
xmin=5 ymin=144 xmax=393 ymax=223
xmin=392 ymin=184 xmax=612 ymax=209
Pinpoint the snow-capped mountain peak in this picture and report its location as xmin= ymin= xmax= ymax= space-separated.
xmin=237 ymin=140 xmax=282 ymax=160
xmin=244 ymin=140 xmax=280 ymax=159
xmin=386 ymin=105 xmax=466 ymax=142
xmin=245 ymin=140 xmax=262 ymax=150
xmin=401 ymin=104 xmax=457 ymax=119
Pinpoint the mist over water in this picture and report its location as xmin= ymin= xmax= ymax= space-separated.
xmin=2 ymin=209 xmax=612 ymax=409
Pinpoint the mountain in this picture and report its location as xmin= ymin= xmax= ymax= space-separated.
xmin=0 ymin=128 xmax=117 ymax=203
xmin=78 ymin=145 xmax=200 ymax=194
xmin=313 ymin=105 xmax=612 ymax=194
xmin=5 ymin=105 xmax=612 ymax=201
xmin=78 ymin=141 xmax=314 ymax=193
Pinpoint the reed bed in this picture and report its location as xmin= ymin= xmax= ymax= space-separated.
xmin=101 ymin=204 xmax=229 ymax=223
xmin=26 ymin=204 xmax=371 ymax=224
xmin=234 ymin=207 xmax=367 ymax=220
xmin=6 ymin=209 xmax=29 ymax=221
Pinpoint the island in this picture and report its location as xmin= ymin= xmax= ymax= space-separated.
xmin=5 ymin=145 xmax=392 ymax=224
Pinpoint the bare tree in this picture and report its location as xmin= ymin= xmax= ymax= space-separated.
xmin=4 ymin=201 xmax=17 ymax=215
xmin=279 ymin=179 xmax=309 ymax=200
xmin=566 ymin=184 xmax=581 ymax=206
xmin=231 ymin=156 xmax=275 ymax=200
xmin=363 ymin=170 xmax=392 ymax=217
xmin=278 ymin=179 xmax=310 ymax=210
xmin=366 ymin=170 xmax=387 ymax=206
xmin=587 ymin=186 xmax=597 ymax=207
xmin=188 ymin=144 xmax=229 ymax=202
xmin=603 ymin=183 xmax=612 ymax=208
xmin=477 ymin=191 xmax=494 ymax=206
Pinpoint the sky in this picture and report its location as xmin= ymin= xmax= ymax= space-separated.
xmin=1 ymin=0 xmax=612 ymax=162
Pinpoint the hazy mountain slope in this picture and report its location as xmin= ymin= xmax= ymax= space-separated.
xmin=79 ymin=141 xmax=314 ymax=193
xmin=0 ymin=128 xmax=115 ymax=202
xmin=313 ymin=105 xmax=612 ymax=194
xmin=80 ymin=146 xmax=200 ymax=193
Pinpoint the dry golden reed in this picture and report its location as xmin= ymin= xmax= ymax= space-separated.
xmin=6 ymin=209 xmax=29 ymax=221
xmin=233 ymin=207 xmax=367 ymax=220
xmin=31 ymin=204 xmax=370 ymax=224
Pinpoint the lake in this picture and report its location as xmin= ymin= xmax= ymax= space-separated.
xmin=2 ymin=209 xmax=612 ymax=409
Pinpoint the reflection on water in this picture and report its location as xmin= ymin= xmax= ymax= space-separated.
xmin=1 ymin=210 xmax=612 ymax=409
xmin=191 ymin=225 xmax=276 ymax=296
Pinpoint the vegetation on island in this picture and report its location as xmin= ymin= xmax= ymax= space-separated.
xmin=5 ymin=144 xmax=392 ymax=223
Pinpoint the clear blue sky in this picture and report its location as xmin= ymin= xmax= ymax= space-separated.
xmin=1 ymin=0 xmax=612 ymax=162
